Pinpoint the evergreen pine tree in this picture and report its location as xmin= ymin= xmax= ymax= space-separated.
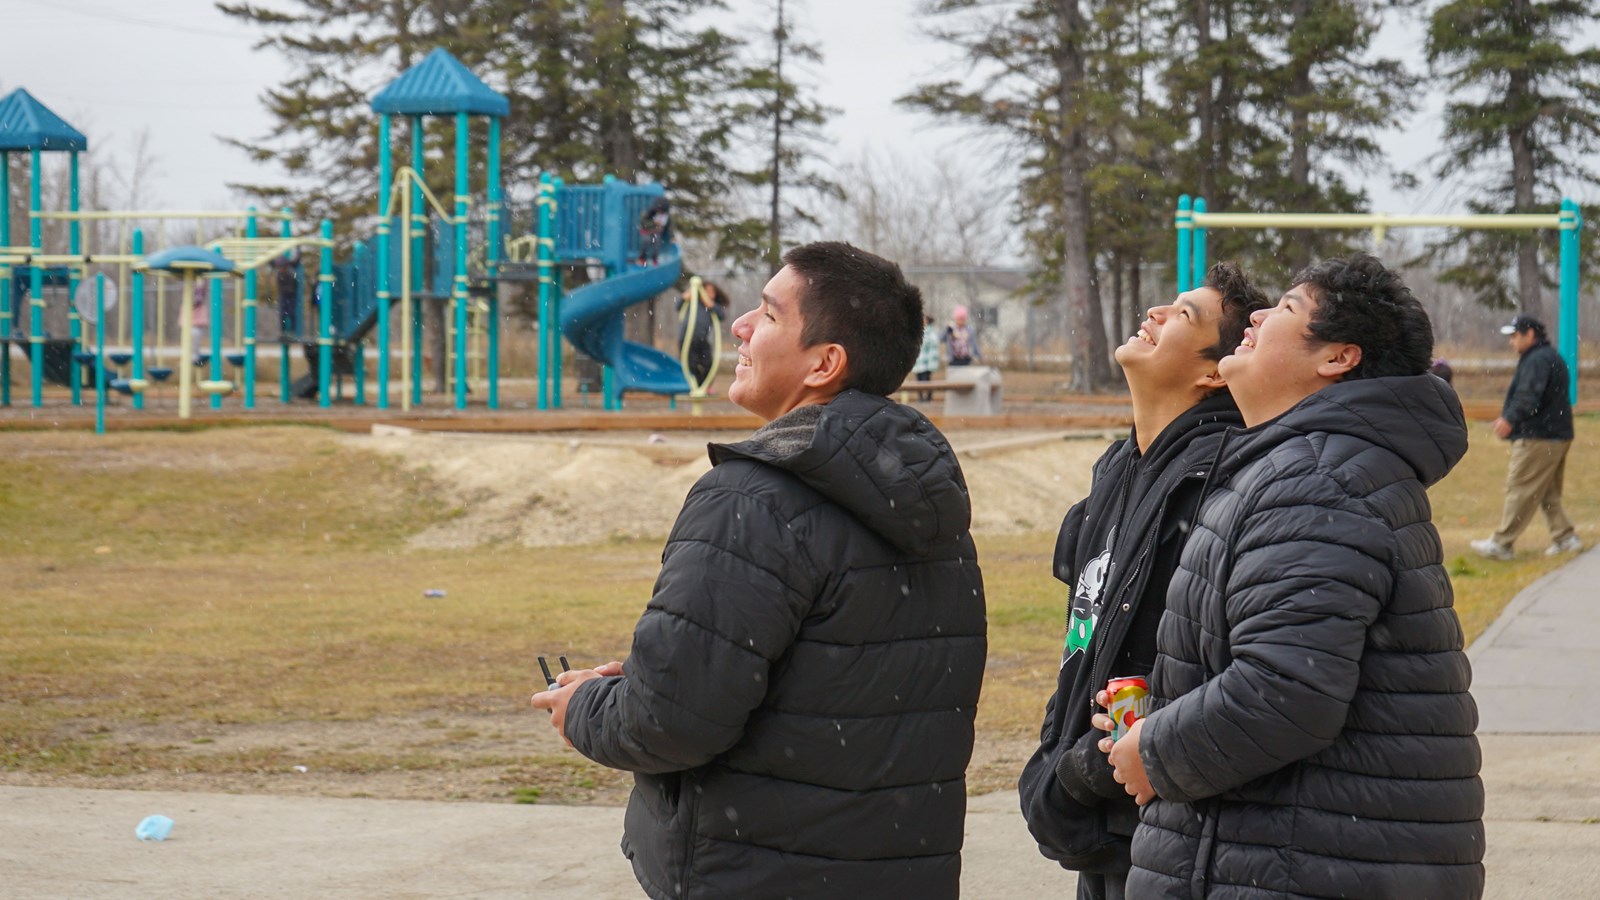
xmin=1424 ymin=0 xmax=1600 ymax=316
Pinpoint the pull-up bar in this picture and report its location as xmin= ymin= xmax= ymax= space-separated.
xmin=1175 ymin=195 xmax=1584 ymax=404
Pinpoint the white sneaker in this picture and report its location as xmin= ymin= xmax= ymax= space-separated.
xmin=1546 ymin=534 xmax=1584 ymax=556
xmin=1471 ymin=538 xmax=1514 ymax=561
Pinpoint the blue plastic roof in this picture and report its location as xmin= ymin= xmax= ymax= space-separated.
xmin=139 ymin=246 xmax=237 ymax=273
xmin=370 ymin=48 xmax=509 ymax=118
xmin=0 ymin=89 xmax=88 ymax=152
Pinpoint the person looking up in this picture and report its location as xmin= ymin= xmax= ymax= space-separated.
xmin=533 ymin=241 xmax=986 ymax=899
xmin=1019 ymin=262 xmax=1268 ymax=900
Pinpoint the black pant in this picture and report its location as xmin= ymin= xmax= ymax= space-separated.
xmin=914 ymin=369 xmax=933 ymax=401
xmin=1077 ymin=872 xmax=1127 ymax=900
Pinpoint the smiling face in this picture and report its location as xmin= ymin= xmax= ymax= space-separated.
xmin=727 ymin=265 xmax=845 ymax=422
xmin=1219 ymin=284 xmax=1361 ymax=426
xmin=1114 ymin=286 xmax=1226 ymax=399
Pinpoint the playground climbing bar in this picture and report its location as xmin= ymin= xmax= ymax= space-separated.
xmin=1175 ymin=195 xmax=1584 ymax=402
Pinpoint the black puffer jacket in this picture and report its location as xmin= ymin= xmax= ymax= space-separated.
xmin=1130 ymin=375 xmax=1485 ymax=899
xmin=1019 ymin=394 xmax=1241 ymax=872
xmin=564 ymin=390 xmax=987 ymax=900
xmin=1503 ymin=340 xmax=1572 ymax=440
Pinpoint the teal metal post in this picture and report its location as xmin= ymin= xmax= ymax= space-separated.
xmin=603 ymin=365 xmax=616 ymax=410
xmin=377 ymin=113 xmax=393 ymax=409
xmin=537 ymin=174 xmax=554 ymax=409
xmin=411 ymin=116 xmax=425 ymax=408
xmin=1192 ymin=197 xmax=1208 ymax=287
xmin=68 ymin=151 xmax=81 ymax=406
xmin=29 ymin=148 xmax=43 ymax=406
xmin=318 ymin=219 xmax=334 ymax=407
xmin=353 ymin=238 xmax=366 ymax=406
xmin=487 ymin=116 xmax=501 ymax=410
xmin=552 ymin=177 xmax=565 ymax=408
xmin=1560 ymin=198 xmax=1582 ymax=405
xmin=1 ymin=149 xmax=10 ymax=407
xmin=95 ymin=274 xmax=106 ymax=434
xmin=244 ymin=208 xmax=258 ymax=409
xmin=1175 ymin=195 xmax=1193 ymax=295
xmin=209 ymin=277 xmax=224 ymax=410
xmin=131 ymin=230 xmax=145 ymax=410
xmin=453 ymin=112 xmax=469 ymax=410
xmin=281 ymin=207 xmax=293 ymax=403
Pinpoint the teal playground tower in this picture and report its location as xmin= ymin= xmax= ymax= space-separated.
xmin=0 ymin=88 xmax=89 ymax=408
xmin=370 ymin=47 xmax=509 ymax=411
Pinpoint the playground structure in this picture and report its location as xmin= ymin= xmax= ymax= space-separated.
xmin=0 ymin=49 xmax=706 ymax=425
xmin=1175 ymin=194 xmax=1585 ymax=402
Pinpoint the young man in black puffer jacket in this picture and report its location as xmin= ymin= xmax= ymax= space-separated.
xmin=533 ymin=242 xmax=986 ymax=899
xmin=1101 ymin=254 xmax=1485 ymax=898
xmin=1019 ymin=263 xmax=1267 ymax=899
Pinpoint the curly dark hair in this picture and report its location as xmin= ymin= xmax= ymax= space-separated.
xmin=1200 ymin=261 xmax=1271 ymax=363
xmin=783 ymin=241 xmax=924 ymax=396
xmin=1292 ymin=254 xmax=1434 ymax=380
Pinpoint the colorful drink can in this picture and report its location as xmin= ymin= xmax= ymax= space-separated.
xmin=1106 ymin=675 xmax=1150 ymax=741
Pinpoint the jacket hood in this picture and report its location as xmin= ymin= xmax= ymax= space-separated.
xmin=1235 ymin=374 xmax=1467 ymax=486
xmin=709 ymin=390 xmax=971 ymax=553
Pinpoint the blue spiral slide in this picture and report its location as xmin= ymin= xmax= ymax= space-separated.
xmin=558 ymin=247 xmax=690 ymax=396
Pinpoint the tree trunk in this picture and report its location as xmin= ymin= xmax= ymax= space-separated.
xmin=1505 ymin=18 xmax=1544 ymax=320
xmin=1112 ymin=250 xmax=1126 ymax=342
xmin=1056 ymin=0 xmax=1113 ymax=392
xmin=1128 ymin=255 xmax=1143 ymax=339
xmin=597 ymin=0 xmax=638 ymax=179
xmin=769 ymin=0 xmax=787 ymax=275
xmin=1287 ymin=0 xmax=1311 ymax=197
xmin=1194 ymin=0 xmax=1216 ymax=204
xmin=1214 ymin=0 xmax=1236 ymax=211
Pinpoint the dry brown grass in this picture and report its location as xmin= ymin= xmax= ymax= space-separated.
xmin=2 ymin=418 xmax=1595 ymax=804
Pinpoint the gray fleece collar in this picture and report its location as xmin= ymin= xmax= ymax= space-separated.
xmin=742 ymin=402 xmax=826 ymax=459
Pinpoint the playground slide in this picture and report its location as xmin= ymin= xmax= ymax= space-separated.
xmin=559 ymin=247 xmax=691 ymax=396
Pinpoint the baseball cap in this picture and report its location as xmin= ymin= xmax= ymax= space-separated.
xmin=1500 ymin=315 xmax=1544 ymax=335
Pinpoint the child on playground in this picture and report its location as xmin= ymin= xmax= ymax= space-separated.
xmin=637 ymin=198 xmax=671 ymax=266
xmin=191 ymin=278 xmax=211 ymax=363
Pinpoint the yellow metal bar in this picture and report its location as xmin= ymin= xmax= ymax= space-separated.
xmin=34 ymin=209 xmax=295 ymax=222
xmin=1193 ymin=212 xmax=1567 ymax=230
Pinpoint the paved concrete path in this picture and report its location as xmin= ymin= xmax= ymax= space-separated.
xmin=3 ymin=550 xmax=1598 ymax=898
xmin=1470 ymin=545 xmax=1600 ymax=733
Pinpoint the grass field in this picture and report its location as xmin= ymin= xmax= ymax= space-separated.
xmin=2 ymin=418 xmax=1595 ymax=802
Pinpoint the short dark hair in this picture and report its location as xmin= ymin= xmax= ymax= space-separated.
xmin=782 ymin=241 xmax=924 ymax=395
xmin=1199 ymin=261 xmax=1270 ymax=363
xmin=1292 ymin=254 xmax=1433 ymax=380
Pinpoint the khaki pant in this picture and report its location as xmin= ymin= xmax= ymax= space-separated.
xmin=1492 ymin=438 xmax=1576 ymax=547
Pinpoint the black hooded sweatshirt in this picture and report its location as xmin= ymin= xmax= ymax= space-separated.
xmin=1019 ymin=392 xmax=1242 ymax=873
xmin=564 ymin=390 xmax=987 ymax=900
xmin=1131 ymin=374 xmax=1484 ymax=898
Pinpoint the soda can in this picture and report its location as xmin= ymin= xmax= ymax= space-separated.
xmin=1106 ymin=675 xmax=1151 ymax=741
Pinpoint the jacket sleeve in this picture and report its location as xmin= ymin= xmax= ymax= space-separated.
xmin=563 ymin=474 xmax=817 ymax=775
xmin=1502 ymin=351 xmax=1553 ymax=426
xmin=1138 ymin=465 xmax=1392 ymax=803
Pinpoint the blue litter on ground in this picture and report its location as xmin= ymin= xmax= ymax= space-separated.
xmin=135 ymin=814 xmax=173 ymax=841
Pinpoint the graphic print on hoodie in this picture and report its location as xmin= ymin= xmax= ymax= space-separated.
xmin=1063 ymin=526 xmax=1115 ymax=667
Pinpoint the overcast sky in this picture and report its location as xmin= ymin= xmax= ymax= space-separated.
xmin=7 ymin=0 xmax=1446 ymax=226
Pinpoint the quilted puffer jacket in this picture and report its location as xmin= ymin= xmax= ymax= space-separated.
xmin=1130 ymin=374 xmax=1485 ymax=899
xmin=564 ymin=390 xmax=987 ymax=899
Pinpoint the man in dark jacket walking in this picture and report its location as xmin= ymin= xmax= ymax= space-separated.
xmin=532 ymin=242 xmax=986 ymax=899
xmin=1102 ymin=255 xmax=1485 ymax=898
xmin=1018 ymin=262 xmax=1267 ymax=899
xmin=1471 ymin=314 xmax=1580 ymax=559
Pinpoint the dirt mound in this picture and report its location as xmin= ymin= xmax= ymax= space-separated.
xmin=353 ymin=428 xmax=1111 ymax=548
